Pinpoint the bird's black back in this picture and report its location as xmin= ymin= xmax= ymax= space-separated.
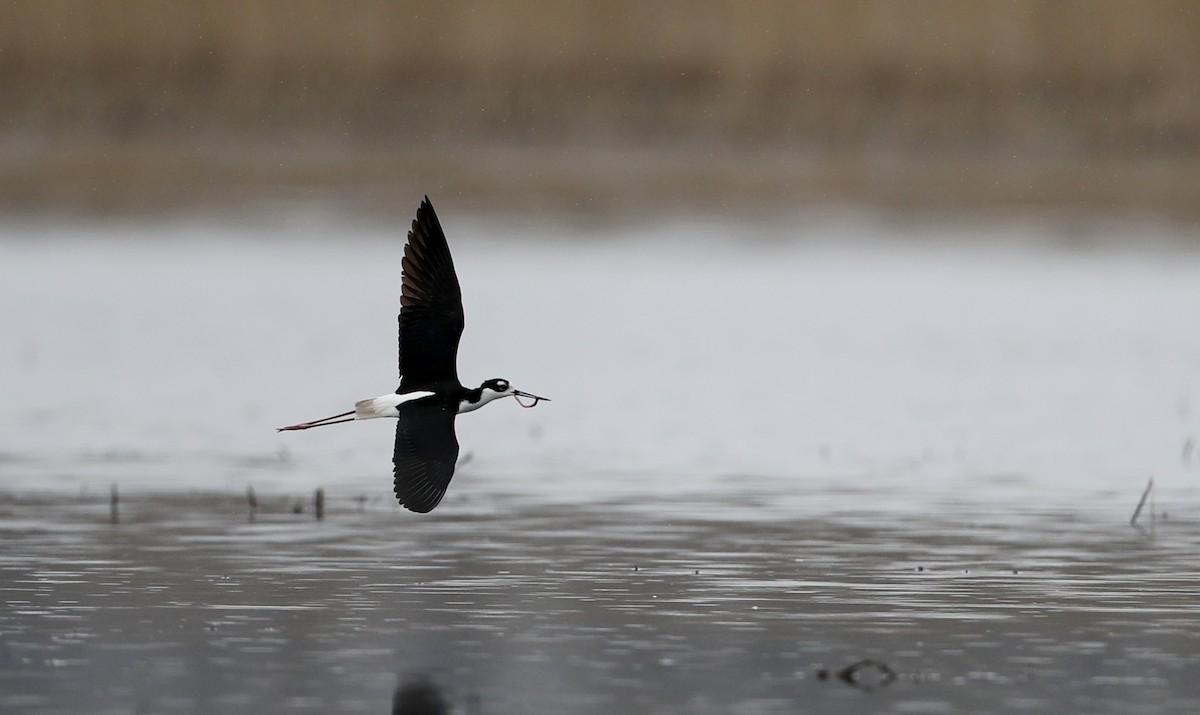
xmin=398 ymin=197 xmax=464 ymax=392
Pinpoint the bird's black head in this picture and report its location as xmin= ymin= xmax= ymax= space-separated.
xmin=480 ymin=378 xmax=511 ymax=394
xmin=478 ymin=378 xmax=551 ymax=407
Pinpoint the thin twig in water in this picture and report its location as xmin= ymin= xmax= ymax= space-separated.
xmin=1130 ymin=477 xmax=1154 ymax=527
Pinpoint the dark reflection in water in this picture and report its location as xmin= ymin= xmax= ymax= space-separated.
xmin=392 ymin=678 xmax=448 ymax=715
xmin=817 ymin=659 xmax=897 ymax=691
xmin=0 ymin=487 xmax=1198 ymax=714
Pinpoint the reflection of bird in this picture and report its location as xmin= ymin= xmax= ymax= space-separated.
xmin=278 ymin=197 xmax=549 ymax=513
xmin=391 ymin=677 xmax=449 ymax=715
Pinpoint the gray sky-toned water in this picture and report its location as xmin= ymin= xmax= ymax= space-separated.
xmin=1 ymin=212 xmax=1197 ymax=503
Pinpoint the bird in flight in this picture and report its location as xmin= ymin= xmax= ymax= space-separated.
xmin=278 ymin=197 xmax=549 ymax=513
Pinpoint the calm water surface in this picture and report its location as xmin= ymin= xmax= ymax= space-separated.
xmin=1 ymin=490 xmax=1198 ymax=714
xmin=1 ymin=214 xmax=1199 ymax=713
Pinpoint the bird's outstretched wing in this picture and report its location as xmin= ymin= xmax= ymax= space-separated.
xmin=398 ymin=197 xmax=465 ymax=391
xmin=393 ymin=398 xmax=460 ymax=513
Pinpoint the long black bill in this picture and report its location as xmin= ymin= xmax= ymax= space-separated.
xmin=512 ymin=390 xmax=551 ymax=408
xmin=277 ymin=410 xmax=355 ymax=432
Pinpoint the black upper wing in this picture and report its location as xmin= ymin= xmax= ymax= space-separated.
xmin=392 ymin=396 xmax=460 ymax=513
xmin=398 ymin=197 xmax=465 ymax=391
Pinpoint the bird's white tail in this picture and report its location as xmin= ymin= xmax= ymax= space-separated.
xmin=354 ymin=397 xmax=395 ymax=419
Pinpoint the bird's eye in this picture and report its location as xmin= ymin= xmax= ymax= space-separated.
xmin=498 ymin=381 xmax=509 ymax=391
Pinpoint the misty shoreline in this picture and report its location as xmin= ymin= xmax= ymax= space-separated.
xmin=6 ymin=137 xmax=1200 ymax=228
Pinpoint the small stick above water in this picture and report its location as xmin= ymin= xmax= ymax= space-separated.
xmin=1130 ymin=477 xmax=1154 ymax=527
xmin=110 ymin=483 xmax=119 ymax=525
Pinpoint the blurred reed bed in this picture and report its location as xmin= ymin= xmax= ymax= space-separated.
xmin=3 ymin=0 xmax=1200 ymax=220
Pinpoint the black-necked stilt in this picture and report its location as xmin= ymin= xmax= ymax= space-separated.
xmin=278 ymin=197 xmax=549 ymax=513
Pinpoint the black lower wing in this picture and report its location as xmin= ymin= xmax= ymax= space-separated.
xmin=393 ymin=398 xmax=460 ymax=513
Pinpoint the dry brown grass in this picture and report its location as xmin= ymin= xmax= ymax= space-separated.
xmin=3 ymin=1 xmax=1200 ymax=218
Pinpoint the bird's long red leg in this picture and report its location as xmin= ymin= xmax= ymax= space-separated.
xmin=277 ymin=411 xmax=355 ymax=432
